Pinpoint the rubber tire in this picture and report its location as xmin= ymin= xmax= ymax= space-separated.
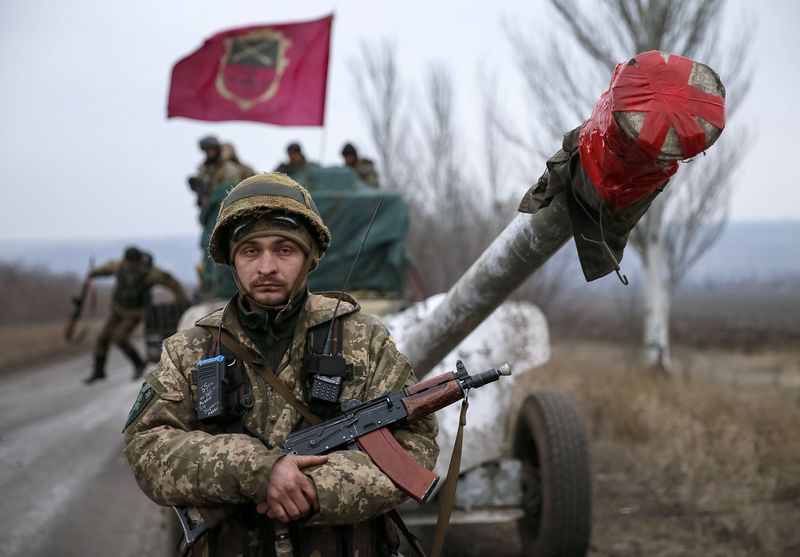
xmin=513 ymin=391 xmax=592 ymax=557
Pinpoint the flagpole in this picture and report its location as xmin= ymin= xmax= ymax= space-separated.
xmin=318 ymin=9 xmax=335 ymax=164
xmin=319 ymin=126 xmax=327 ymax=163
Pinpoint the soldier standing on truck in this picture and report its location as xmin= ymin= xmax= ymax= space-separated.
xmin=83 ymin=246 xmax=187 ymax=384
xmin=188 ymin=136 xmax=255 ymax=210
xmin=189 ymin=136 xmax=255 ymax=298
xmin=341 ymin=142 xmax=380 ymax=188
xmin=123 ymin=173 xmax=438 ymax=556
xmin=274 ymin=142 xmax=318 ymax=177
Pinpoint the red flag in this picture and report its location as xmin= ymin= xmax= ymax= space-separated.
xmin=168 ymin=15 xmax=333 ymax=126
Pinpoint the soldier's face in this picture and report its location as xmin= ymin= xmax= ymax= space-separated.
xmin=203 ymin=147 xmax=219 ymax=162
xmin=234 ymin=235 xmax=307 ymax=306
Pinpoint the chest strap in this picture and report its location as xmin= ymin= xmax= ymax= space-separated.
xmin=205 ymin=327 xmax=322 ymax=426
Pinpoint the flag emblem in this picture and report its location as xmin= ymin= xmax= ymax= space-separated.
xmin=215 ymin=29 xmax=292 ymax=111
xmin=168 ymin=15 xmax=333 ymax=126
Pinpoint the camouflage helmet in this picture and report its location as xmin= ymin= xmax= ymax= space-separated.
xmin=208 ymin=172 xmax=331 ymax=264
xmin=198 ymin=135 xmax=220 ymax=150
xmin=123 ymin=246 xmax=143 ymax=262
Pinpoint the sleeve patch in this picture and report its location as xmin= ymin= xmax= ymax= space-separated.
xmin=124 ymin=383 xmax=155 ymax=430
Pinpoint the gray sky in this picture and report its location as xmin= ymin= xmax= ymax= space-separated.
xmin=1 ymin=0 xmax=797 ymax=241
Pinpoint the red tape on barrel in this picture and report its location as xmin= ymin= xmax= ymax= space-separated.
xmin=611 ymin=51 xmax=725 ymax=158
xmin=578 ymin=51 xmax=725 ymax=209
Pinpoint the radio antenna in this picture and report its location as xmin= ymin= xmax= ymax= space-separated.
xmin=322 ymin=197 xmax=384 ymax=354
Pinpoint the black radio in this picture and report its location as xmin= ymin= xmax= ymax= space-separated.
xmin=308 ymin=353 xmax=349 ymax=403
xmin=196 ymin=355 xmax=226 ymax=422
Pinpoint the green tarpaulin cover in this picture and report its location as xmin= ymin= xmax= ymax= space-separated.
xmin=298 ymin=166 xmax=409 ymax=293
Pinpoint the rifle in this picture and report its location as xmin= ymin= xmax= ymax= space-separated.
xmin=188 ymin=175 xmax=210 ymax=207
xmin=64 ymin=257 xmax=95 ymax=344
xmin=174 ymin=360 xmax=512 ymax=546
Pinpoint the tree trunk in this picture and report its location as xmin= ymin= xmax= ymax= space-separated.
xmin=641 ymin=196 xmax=671 ymax=371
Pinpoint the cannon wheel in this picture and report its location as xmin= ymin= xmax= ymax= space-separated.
xmin=513 ymin=391 xmax=591 ymax=557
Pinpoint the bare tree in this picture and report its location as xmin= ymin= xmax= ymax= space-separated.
xmin=351 ymin=43 xmax=523 ymax=296
xmin=349 ymin=40 xmax=416 ymax=192
xmin=505 ymin=0 xmax=752 ymax=369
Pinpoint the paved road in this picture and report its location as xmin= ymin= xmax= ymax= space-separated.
xmin=0 ymin=349 xmax=165 ymax=557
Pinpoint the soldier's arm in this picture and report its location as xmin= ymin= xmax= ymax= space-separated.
xmin=149 ymin=268 xmax=188 ymax=303
xmin=88 ymin=260 xmax=119 ymax=279
xmin=304 ymin=322 xmax=439 ymax=525
xmin=123 ymin=333 xmax=283 ymax=507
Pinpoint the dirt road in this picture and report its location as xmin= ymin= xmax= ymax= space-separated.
xmin=0 ymin=350 xmax=165 ymax=557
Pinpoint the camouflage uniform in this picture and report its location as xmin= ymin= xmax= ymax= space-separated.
xmin=124 ymin=172 xmax=438 ymax=556
xmin=196 ymin=144 xmax=255 ymax=299
xmin=192 ymin=144 xmax=255 ymax=211
xmin=88 ymin=259 xmax=186 ymax=381
xmin=341 ymin=143 xmax=380 ymax=188
xmin=274 ymin=158 xmax=322 ymax=178
xmin=352 ymin=158 xmax=380 ymax=188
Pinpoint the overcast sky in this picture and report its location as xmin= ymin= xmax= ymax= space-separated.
xmin=1 ymin=0 xmax=797 ymax=242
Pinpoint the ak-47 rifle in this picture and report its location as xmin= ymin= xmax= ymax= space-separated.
xmin=174 ymin=360 xmax=512 ymax=546
xmin=64 ymin=257 xmax=96 ymax=344
xmin=284 ymin=360 xmax=511 ymax=500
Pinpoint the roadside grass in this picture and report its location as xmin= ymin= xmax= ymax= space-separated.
xmin=518 ymin=340 xmax=800 ymax=557
xmin=0 ymin=320 xmax=103 ymax=374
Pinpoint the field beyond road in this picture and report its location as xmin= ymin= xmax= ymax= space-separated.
xmin=517 ymin=340 xmax=800 ymax=557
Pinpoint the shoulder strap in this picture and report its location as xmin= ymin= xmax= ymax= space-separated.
xmin=205 ymin=327 xmax=322 ymax=426
xmin=428 ymin=398 xmax=469 ymax=557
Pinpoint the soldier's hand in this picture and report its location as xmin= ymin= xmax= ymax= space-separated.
xmin=257 ymin=454 xmax=328 ymax=523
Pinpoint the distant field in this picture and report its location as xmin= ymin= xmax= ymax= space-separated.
xmin=546 ymin=282 xmax=800 ymax=350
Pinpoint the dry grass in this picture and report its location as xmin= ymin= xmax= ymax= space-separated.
xmin=0 ymin=320 xmax=103 ymax=373
xmin=517 ymin=340 xmax=800 ymax=557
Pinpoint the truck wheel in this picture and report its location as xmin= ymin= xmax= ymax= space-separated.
xmin=513 ymin=391 xmax=591 ymax=557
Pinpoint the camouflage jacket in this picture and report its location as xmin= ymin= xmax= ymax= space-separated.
xmin=90 ymin=259 xmax=186 ymax=315
xmin=193 ymin=156 xmax=254 ymax=210
xmin=123 ymin=292 xmax=439 ymax=552
xmin=353 ymin=158 xmax=380 ymax=188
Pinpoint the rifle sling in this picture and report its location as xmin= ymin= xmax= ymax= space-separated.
xmin=429 ymin=397 xmax=470 ymax=557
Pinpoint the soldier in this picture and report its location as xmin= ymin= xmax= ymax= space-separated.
xmin=341 ymin=143 xmax=380 ymax=188
xmin=123 ymin=173 xmax=438 ymax=556
xmin=274 ymin=142 xmax=313 ymax=177
xmin=84 ymin=246 xmax=187 ymax=384
xmin=189 ymin=136 xmax=255 ymax=209
xmin=190 ymin=137 xmax=256 ymax=299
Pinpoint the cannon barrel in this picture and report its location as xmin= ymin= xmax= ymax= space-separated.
xmin=403 ymin=195 xmax=571 ymax=376
xmin=403 ymin=50 xmax=726 ymax=377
